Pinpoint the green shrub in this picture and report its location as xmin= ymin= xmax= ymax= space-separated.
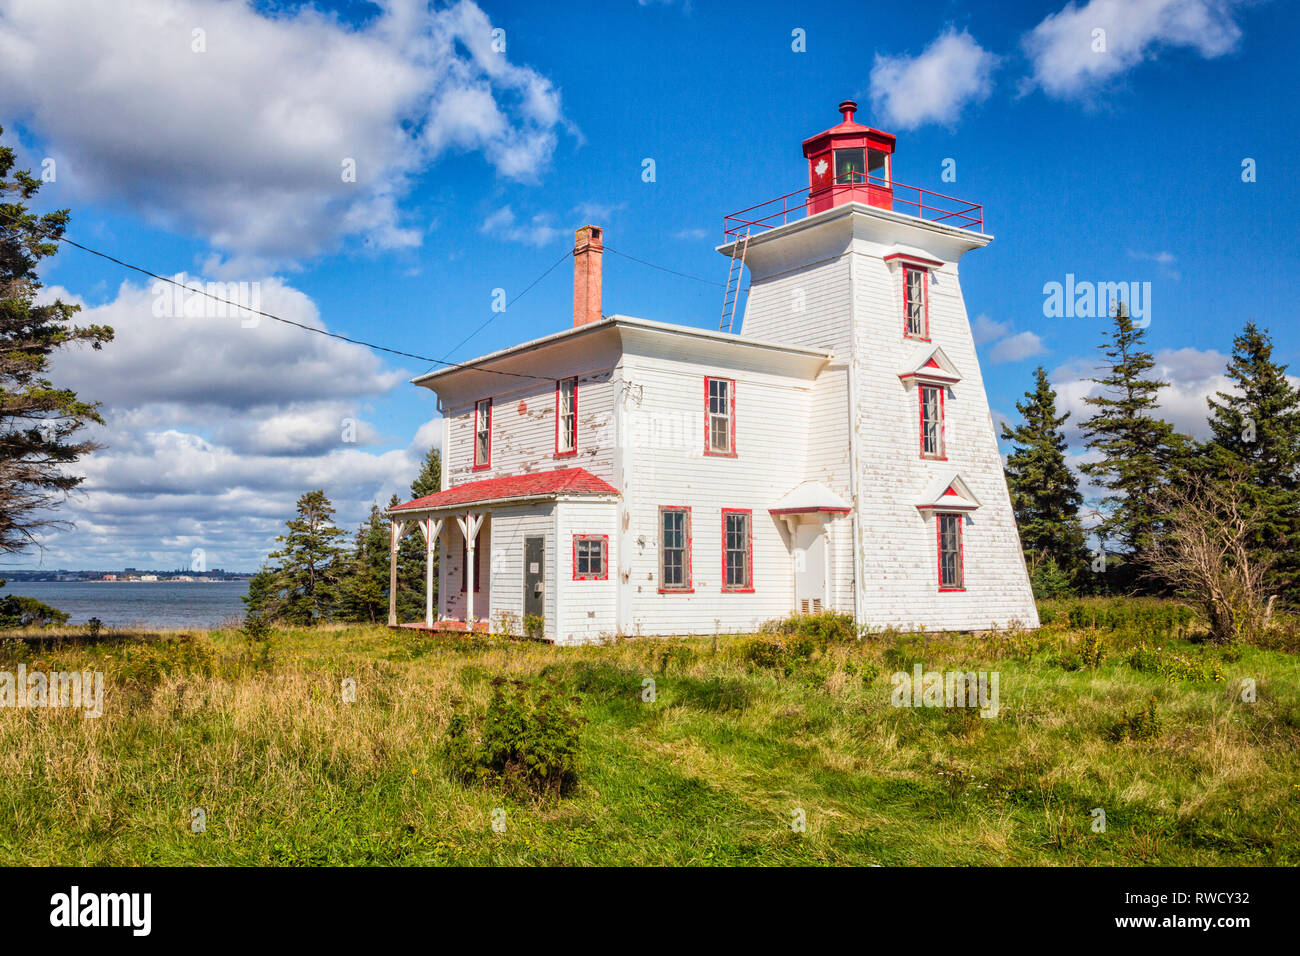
xmin=674 ymin=676 xmax=750 ymax=713
xmin=0 ymin=594 xmax=69 ymax=629
xmin=761 ymin=611 xmax=858 ymax=644
xmin=443 ymin=677 xmax=584 ymax=797
xmin=1057 ymin=632 xmax=1105 ymax=671
xmin=114 ymin=635 xmax=218 ymax=690
xmin=1110 ymin=696 xmax=1162 ymax=742
xmin=1123 ymin=643 xmax=1225 ymax=683
xmin=653 ymin=639 xmax=698 ymax=674
xmin=1044 ymin=599 xmax=1197 ymax=640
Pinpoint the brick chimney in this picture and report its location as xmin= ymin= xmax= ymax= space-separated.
xmin=573 ymin=224 xmax=603 ymax=327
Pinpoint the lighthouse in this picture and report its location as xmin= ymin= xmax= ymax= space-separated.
xmin=387 ymin=99 xmax=1037 ymax=643
xmin=723 ymin=100 xmax=1039 ymax=631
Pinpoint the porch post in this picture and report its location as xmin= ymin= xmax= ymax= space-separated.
xmin=388 ymin=518 xmax=403 ymax=627
xmin=425 ymin=517 xmax=443 ymax=628
xmin=458 ymin=511 xmax=484 ymax=629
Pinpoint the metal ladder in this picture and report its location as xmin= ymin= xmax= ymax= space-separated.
xmin=718 ymin=230 xmax=750 ymax=333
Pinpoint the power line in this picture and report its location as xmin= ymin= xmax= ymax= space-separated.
xmin=427 ymin=246 xmax=573 ymax=377
xmin=604 ymin=245 xmax=725 ymax=287
xmin=0 ymin=206 xmax=556 ymax=383
xmin=1 ymin=209 xmax=735 ymax=384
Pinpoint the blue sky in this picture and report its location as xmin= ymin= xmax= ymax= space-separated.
xmin=0 ymin=0 xmax=1295 ymax=570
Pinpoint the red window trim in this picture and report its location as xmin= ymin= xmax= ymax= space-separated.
xmin=919 ymin=384 xmax=947 ymax=460
xmin=703 ymin=376 xmax=737 ymax=457
xmin=883 ymin=252 xmax=943 ymax=269
xmin=902 ymin=265 xmax=930 ymax=341
xmin=459 ymin=542 xmax=482 ymax=592
xmin=936 ymin=512 xmax=965 ymax=592
xmin=720 ymin=508 xmax=754 ymax=593
xmin=571 ymin=534 xmax=608 ymax=581
xmin=658 ymin=505 xmax=694 ymax=593
xmin=554 ymin=377 xmax=578 ymax=458
xmin=472 ymin=397 xmax=492 ymax=471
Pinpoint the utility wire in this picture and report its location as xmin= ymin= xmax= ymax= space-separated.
xmin=426 ymin=246 xmax=572 ymax=377
xmin=0 ymin=206 xmax=557 ymax=383
xmin=1 ymin=209 xmax=733 ymax=382
xmin=604 ymin=245 xmax=725 ymax=287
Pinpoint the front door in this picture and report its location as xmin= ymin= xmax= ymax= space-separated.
xmin=523 ymin=536 xmax=545 ymax=621
xmin=792 ymin=523 xmax=827 ymax=614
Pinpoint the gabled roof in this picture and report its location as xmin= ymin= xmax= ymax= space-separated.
xmin=388 ymin=467 xmax=618 ymax=514
xmin=916 ymin=474 xmax=981 ymax=514
xmin=769 ymin=481 xmax=852 ymax=515
xmin=899 ymin=344 xmax=962 ymax=387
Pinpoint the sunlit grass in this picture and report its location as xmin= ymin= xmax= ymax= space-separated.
xmin=0 ymin=607 xmax=1295 ymax=865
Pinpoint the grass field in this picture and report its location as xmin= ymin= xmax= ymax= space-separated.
xmin=0 ymin=600 xmax=1297 ymax=865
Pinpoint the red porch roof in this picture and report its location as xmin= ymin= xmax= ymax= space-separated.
xmin=389 ymin=467 xmax=618 ymax=512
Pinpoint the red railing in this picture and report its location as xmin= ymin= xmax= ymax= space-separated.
xmin=723 ymin=176 xmax=984 ymax=240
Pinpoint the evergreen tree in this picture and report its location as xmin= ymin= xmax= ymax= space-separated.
xmin=335 ymin=503 xmax=389 ymax=624
xmin=0 ymin=125 xmax=114 ymax=552
xmin=1001 ymin=366 xmax=1088 ymax=593
xmin=1079 ymin=303 xmax=1185 ymax=587
xmin=245 ymin=490 xmax=346 ymax=624
xmin=1204 ymin=322 xmax=1300 ymax=599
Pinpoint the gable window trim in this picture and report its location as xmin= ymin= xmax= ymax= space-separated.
xmin=721 ymin=508 xmax=754 ymax=593
xmin=658 ymin=505 xmax=694 ymax=593
xmin=919 ymin=384 xmax=947 ymax=460
xmin=937 ymin=512 xmax=965 ymax=592
xmin=554 ymin=377 xmax=578 ymax=458
xmin=473 ymin=398 xmax=492 ymax=470
xmin=703 ymin=376 xmax=737 ymax=457
xmin=902 ymin=264 xmax=930 ymax=341
xmin=571 ymin=533 xmax=608 ymax=581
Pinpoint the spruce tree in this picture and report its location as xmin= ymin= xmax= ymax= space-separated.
xmin=335 ymin=503 xmax=390 ymax=624
xmin=1204 ymin=322 xmax=1300 ymax=598
xmin=247 ymin=490 xmax=346 ymax=625
xmin=0 ymin=125 xmax=114 ymax=552
xmin=1001 ymin=366 xmax=1087 ymax=593
xmin=1079 ymin=303 xmax=1184 ymax=587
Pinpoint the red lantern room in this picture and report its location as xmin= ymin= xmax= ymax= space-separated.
xmin=803 ymin=100 xmax=896 ymax=215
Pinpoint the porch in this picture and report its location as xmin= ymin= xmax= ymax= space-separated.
xmin=383 ymin=467 xmax=620 ymax=637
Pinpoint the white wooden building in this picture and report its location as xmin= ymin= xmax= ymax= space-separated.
xmin=387 ymin=101 xmax=1038 ymax=643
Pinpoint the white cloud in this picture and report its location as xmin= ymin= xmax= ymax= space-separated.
xmin=1051 ymin=346 xmax=1234 ymax=442
xmin=479 ymin=205 xmax=566 ymax=246
xmin=0 ymin=0 xmax=569 ymax=262
xmin=1022 ymin=0 xmax=1249 ymax=100
xmin=1129 ymin=249 xmax=1181 ymax=279
xmin=990 ymin=330 xmax=1047 ymax=363
xmin=972 ymin=313 xmax=1010 ymax=345
xmin=869 ymin=28 xmax=998 ymax=129
xmin=25 ymin=278 xmax=437 ymax=569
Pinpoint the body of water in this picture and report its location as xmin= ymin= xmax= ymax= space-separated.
xmin=3 ymin=580 xmax=250 ymax=629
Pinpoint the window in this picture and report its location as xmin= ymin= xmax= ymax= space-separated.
xmin=473 ymin=398 xmax=492 ymax=469
xmin=459 ymin=542 xmax=482 ymax=592
xmin=868 ymin=147 xmax=890 ymax=185
xmin=705 ymin=377 xmax=735 ymax=456
xmin=572 ymin=535 xmax=607 ymax=580
xmin=937 ymin=513 xmax=964 ymax=591
xmin=834 ymin=147 xmax=865 ymax=184
xmin=904 ymin=266 xmax=928 ymax=339
xmin=659 ymin=506 xmax=692 ymax=592
xmin=722 ymin=509 xmax=752 ymax=592
xmin=920 ymin=385 xmax=945 ymax=459
xmin=555 ymin=377 xmax=577 ymax=456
